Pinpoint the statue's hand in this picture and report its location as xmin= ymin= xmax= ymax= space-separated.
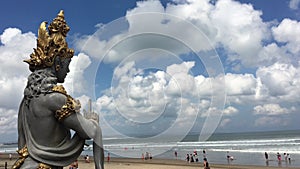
xmin=74 ymin=99 xmax=81 ymax=113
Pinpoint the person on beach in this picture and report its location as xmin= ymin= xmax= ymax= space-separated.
xmin=85 ymin=155 xmax=91 ymax=163
xmin=264 ymin=152 xmax=269 ymax=161
xmin=190 ymin=154 xmax=194 ymax=163
xmin=277 ymin=152 xmax=281 ymax=161
xmin=69 ymin=160 xmax=78 ymax=169
xmin=107 ymin=153 xmax=110 ymax=163
xmin=194 ymin=152 xmax=199 ymax=162
xmin=186 ymin=154 xmax=190 ymax=163
xmin=12 ymin=11 xmax=104 ymax=169
xmin=226 ymin=151 xmax=234 ymax=160
xmin=284 ymin=153 xmax=288 ymax=161
xmin=174 ymin=151 xmax=178 ymax=159
xmin=203 ymin=158 xmax=210 ymax=169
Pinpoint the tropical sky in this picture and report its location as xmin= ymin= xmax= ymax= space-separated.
xmin=0 ymin=0 xmax=300 ymax=143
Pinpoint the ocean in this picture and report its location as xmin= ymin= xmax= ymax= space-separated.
xmin=1 ymin=130 xmax=300 ymax=167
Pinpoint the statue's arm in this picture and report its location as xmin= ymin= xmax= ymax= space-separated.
xmin=63 ymin=113 xmax=104 ymax=169
xmin=48 ymin=93 xmax=104 ymax=169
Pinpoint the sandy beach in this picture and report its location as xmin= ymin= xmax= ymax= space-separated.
xmin=1 ymin=154 xmax=299 ymax=169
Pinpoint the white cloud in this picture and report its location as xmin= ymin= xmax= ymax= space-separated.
xmin=211 ymin=0 xmax=269 ymax=67
xmin=219 ymin=118 xmax=231 ymax=127
xmin=272 ymin=19 xmax=300 ymax=55
xmin=0 ymin=28 xmax=35 ymax=110
xmin=201 ymin=106 xmax=238 ymax=117
xmin=253 ymin=103 xmax=291 ymax=116
xmin=74 ymin=0 xmax=294 ymax=70
xmin=64 ymin=53 xmax=92 ymax=95
xmin=256 ymin=62 xmax=300 ymax=98
xmin=289 ymin=0 xmax=300 ymax=10
xmin=223 ymin=106 xmax=238 ymax=116
xmin=0 ymin=28 xmax=34 ymax=77
xmin=225 ymin=73 xmax=256 ymax=96
xmin=0 ymin=108 xmax=18 ymax=135
xmin=166 ymin=61 xmax=196 ymax=96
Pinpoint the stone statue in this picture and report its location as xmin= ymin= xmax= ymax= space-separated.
xmin=12 ymin=10 xmax=104 ymax=169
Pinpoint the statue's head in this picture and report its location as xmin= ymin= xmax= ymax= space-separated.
xmin=24 ymin=10 xmax=74 ymax=83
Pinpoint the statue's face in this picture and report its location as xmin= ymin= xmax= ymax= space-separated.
xmin=56 ymin=58 xmax=71 ymax=83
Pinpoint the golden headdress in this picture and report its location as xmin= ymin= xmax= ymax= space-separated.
xmin=24 ymin=10 xmax=74 ymax=72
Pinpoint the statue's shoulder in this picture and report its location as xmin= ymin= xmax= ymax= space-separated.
xmin=40 ymin=85 xmax=69 ymax=111
xmin=52 ymin=85 xmax=68 ymax=95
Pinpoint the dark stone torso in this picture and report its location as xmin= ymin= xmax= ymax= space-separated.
xmin=25 ymin=93 xmax=70 ymax=147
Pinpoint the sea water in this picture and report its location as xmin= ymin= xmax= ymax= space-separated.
xmin=98 ymin=130 xmax=300 ymax=167
xmin=1 ymin=130 xmax=300 ymax=167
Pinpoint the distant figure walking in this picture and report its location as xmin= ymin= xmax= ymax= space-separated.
xmin=203 ymin=158 xmax=210 ymax=169
xmin=70 ymin=160 xmax=78 ymax=169
xmin=174 ymin=151 xmax=178 ymax=159
xmin=186 ymin=154 xmax=190 ymax=163
xmin=284 ymin=153 xmax=288 ymax=161
xmin=85 ymin=155 xmax=90 ymax=163
xmin=277 ymin=152 xmax=281 ymax=161
xmin=265 ymin=152 xmax=269 ymax=161
xmin=226 ymin=151 xmax=234 ymax=160
xmin=203 ymin=149 xmax=206 ymax=157
xmin=194 ymin=152 xmax=199 ymax=162
xmin=190 ymin=154 xmax=194 ymax=162
xmin=107 ymin=153 xmax=110 ymax=163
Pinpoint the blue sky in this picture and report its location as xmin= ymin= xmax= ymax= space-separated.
xmin=0 ymin=0 xmax=300 ymax=143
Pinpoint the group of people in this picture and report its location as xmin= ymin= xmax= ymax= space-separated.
xmin=186 ymin=151 xmax=199 ymax=163
xmin=185 ymin=150 xmax=210 ymax=169
xmin=142 ymin=152 xmax=153 ymax=160
xmin=264 ymin=152 xmax=291 ymax=162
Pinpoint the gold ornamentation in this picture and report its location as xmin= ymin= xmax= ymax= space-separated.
xmin=55 ymin=96 xmax=80 ymax=121
xmin=52 ymin=85 xmax=81 ymax=121
xmin=24 ymin=10 xmax=74 ymax=72
xmin=12 ymin=146 xmax=29 ymax=169
xmin=52 ymin=85 xmax=67 ymax=95
xmin=55 ymin=96 xmax=76 ymax=121
xmin=37 ymin=163 xmax=52 ymax=169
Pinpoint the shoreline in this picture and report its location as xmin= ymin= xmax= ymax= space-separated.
xmin=1 ymin=154 xmax=299 ymax=169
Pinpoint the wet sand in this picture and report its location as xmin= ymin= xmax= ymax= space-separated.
xmin=0 ymin=154 xmax=299 ymax=169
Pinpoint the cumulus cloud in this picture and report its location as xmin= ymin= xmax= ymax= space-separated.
xmin=0 ymin=108 xmax=18 ymax=135
xmin=272 ymin=19 xmax=300 ymax=55
xmin=225 ymin=73 xmax=256 ymax=95
xmin=0 ymin=28 xmax=35 ymax=138
xmin=0 ymin=28 xmax=36 ymax=108
xmin=253 ymin=104 xmax=291 ymax=116
xmin=256 ymin=62 xmax=300 ymax=99
xmin=253 ymin=103 xmax=296 ymax=128
xmin=75 ymin=0 xmax=291 ymax=72
xmin=219 ymin=118 xmax=231 ymax=127
xmin=64 ymin=53 xmax=92 ymax=95
xmin=289 ymin=0 xmax=300 ymax=10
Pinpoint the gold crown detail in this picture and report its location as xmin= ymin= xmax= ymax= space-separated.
xmin=24 ymin=10 xmax=74 ymax=72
